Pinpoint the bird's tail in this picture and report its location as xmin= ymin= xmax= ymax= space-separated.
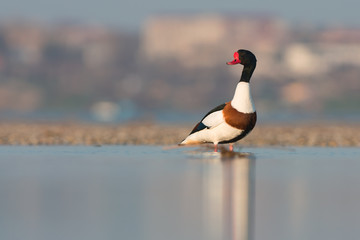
xmin=179 ymin=138 xmax=202 ymax=146
xmin=163 ymin=140 xmax=202 ymax=150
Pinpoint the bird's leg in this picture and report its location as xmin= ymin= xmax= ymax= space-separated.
xmin=214 ymin=144 xmax=218 ymax=152
xmin=229 ymin=144 xmax=234 ymax=152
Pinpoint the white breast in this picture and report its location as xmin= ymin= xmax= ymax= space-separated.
xmin=231 ymin=82 xmax=255 ymax=113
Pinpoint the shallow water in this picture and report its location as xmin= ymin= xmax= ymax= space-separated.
xmin=0 ymin=146 xmax=360 ymax=240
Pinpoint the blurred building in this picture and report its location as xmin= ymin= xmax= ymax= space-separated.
xmin=140 ymin=14 xmax=288 ymax=74
xmin=1 ymin=21 xmax=46 ymax=65
xmin=49 ymin=24 xmax=119 ymax=68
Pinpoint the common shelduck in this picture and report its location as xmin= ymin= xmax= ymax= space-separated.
xmin=180 ymin=49 xmax=257 ymax=152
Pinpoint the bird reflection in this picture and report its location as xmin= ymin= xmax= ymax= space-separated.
xmin=197 ymin=146 xmax=256 ymax=240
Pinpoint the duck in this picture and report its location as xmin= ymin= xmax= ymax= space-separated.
xmin=179 ymin=49 xmax=257 ymax=152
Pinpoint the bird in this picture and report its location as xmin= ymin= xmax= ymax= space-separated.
xmin=179 ymin=49 xmax=257 ymax=152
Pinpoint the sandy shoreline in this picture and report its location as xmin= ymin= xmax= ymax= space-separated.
xmin=0 ymin=122 xmax=359 ymax=147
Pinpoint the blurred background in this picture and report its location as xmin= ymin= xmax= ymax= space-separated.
xmin=0 ymin=0 xmax=359 ymax=123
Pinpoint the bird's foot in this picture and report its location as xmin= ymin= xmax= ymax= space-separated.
xmin=214 ymin=144 xmax=218 ymax=152
xmin=229 ymin=144 xmax=234 ymax=152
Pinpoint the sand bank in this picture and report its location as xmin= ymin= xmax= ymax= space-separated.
xmin=0 ymin=122 xmax=359 ymax=147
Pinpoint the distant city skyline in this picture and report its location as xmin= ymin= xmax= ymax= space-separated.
xmin=0 ymin=0 xmax=358 ymax=30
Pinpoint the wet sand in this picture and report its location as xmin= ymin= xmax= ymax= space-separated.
xmin=0 ymin=122 xmax=359 ymax=146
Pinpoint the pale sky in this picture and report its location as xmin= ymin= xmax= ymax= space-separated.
xmin=0 ymin=0 xmax=358 ymax=30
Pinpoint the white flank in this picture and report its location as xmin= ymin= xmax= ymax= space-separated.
xmin=231 ymin=82 xmax=255 ymax=113
xmin=181 ymin=122 xmax=243 ymax=145
xmin=202 ymin=110 xmax=224 ymax=128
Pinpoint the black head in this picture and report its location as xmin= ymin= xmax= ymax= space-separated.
xmin=226 ymin=49 xmax=257 ymax=82
xmin=226 ymin=49 xmax=257 ymax=67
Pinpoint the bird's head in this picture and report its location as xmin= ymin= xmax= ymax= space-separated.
xmin=226 ymin=49 xmax=257 ymax=66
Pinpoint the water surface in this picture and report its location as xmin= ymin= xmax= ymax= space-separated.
xmin=0 ymin=146 xmax=360 ymax=240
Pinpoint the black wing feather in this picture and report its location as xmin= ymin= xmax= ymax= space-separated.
xmin=189 ymin=103 xmax=226 ymax=135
